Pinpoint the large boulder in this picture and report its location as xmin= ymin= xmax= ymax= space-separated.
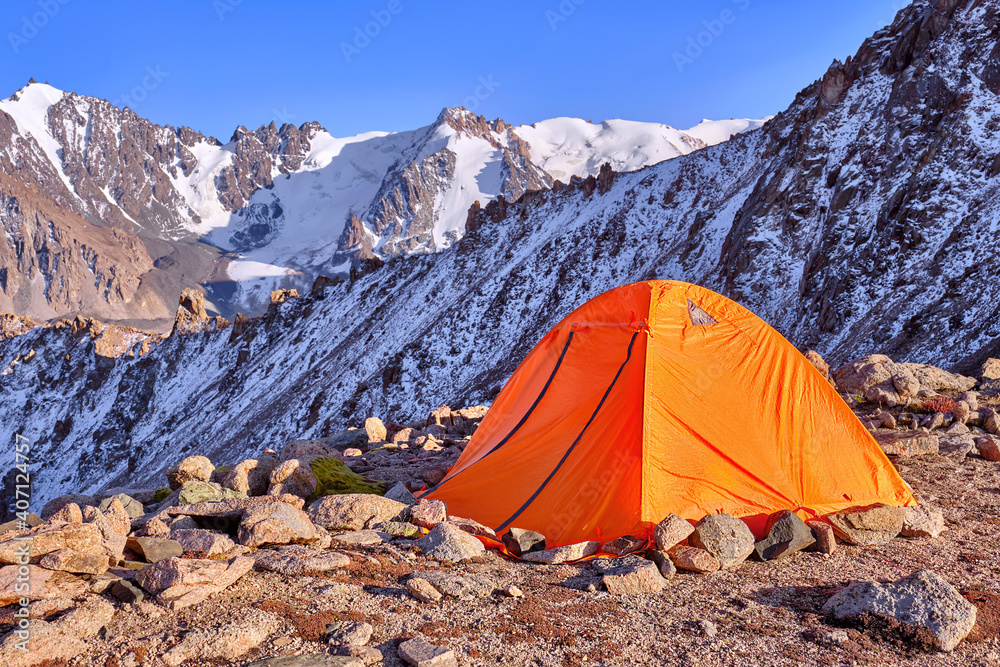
xmin=220 ymin=453 xmax=278 ymax=496
xmin=277 ymin=440 xmax=340 ymax=463
xmin=166 ymin=456 xmax=215 ymax=490
xmin=135 ymin=555 xmax=254 ymax=609
xmin=826 ymin=505 xmax=904 ymax=545
xmin=307 ymin=493 xmax=409 ymax=531
xmin=177 ymin=481 xmax=246 ymax=506
xmin=0 ymin=522 xmax=104 ymax=563
xmin=689 ymin=513 xmax=755 ymax=570
xmin=238 ymin=502 xmax=321 ymax=547
xmin=0 ymin=564 xmax=89 ymax=606
xmin=823 ymin=570 xmax=976 ymax=652
xmin=415 ymin=522 xmax=485 ymax=563
xmin=833 ymin=355 xmax=976 ymax=406
xmin=754 ymin=510 xmax=815 ymax=560
xmin=0 ymin=598 xmax=115 ymax=667
xmin=39 ymin=494 xmax=97 ymax=520
xmin=161 ymin=608 xmax=282 ymax=666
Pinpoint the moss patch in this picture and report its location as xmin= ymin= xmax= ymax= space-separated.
xmin=152 ymin=487 xmax=172 ymax=503
xmin=310 ymin=456 xmax=385 ymax=501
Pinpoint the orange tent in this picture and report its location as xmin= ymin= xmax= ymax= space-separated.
xmin=425 ymin=281 xmax=914 ymax=547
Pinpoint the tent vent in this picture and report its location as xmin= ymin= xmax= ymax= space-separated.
xmin=687 ymin=300 xmax=717 ymax=326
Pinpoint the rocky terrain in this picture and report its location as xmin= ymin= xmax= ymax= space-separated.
xmin=2 ymin=353 xmax=1000 ymax=666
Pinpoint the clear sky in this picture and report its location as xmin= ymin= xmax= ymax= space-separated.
xmin=2 ymin=0 xmax=910 ymax=139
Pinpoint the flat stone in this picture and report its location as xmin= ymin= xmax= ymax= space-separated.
xmin=167 ymin=494 xmax=305 ymax=519
xmin=337 ymin=645 xmax=383 ymax=666
xmin=246 ymin=657 xmax=364 ymax=667
xmin=327 ymin=620 xmax=374 ymax=646
xmin=39 ymin=548 xmax=109 ymax=575
xmin=827 ymin=505 xmax=904 ymax=545
xmin=254 ymin=545 xmax=350 ymax=574
xmin=307 ymin=493 xmax=409 ymax=531
xmin=407 ymin=577 xmax=443 ymax=603
xmin=178 ymin=481 xmax=246 ymax=505
xmin=754 ymin=510 xmax=815 ymax=560
xmin=501 ymin=527 xmax=546 ymax=556
xmin=0 ymin=564 xmax=88 ymax=606
xmin=876 ymin=433 xmax=940 ymax=457
xmin=602 ymin=559 xmax=667 ymax=594
xmin=384 ymin=482 xmax=418 ymax=505
xmin=398 ymin=636 xmax=457 ymax=667
xmin=331 ymin=529 xmax=386 ymax=546
xmin=135 ymin=555 xmax=254 ymax=610
xmin=901 ymin=506 xmax=946 ymax=538
xmin=522 ymin=540 xmax=599 ymax=564
xmin=822 ymin=570 xmax=977 ymax=652
xmin=646 ymin=549 xmax=678 ymax=579
xmin=98 ymin=493 xmax=145 ymax=518
xmin=601 ymin=535 xmax=646 ymax=556
xmin=110 ymin=579 xmax=145 ymax=604
xmin=0 ymin=598 xmax=115 ymax=667
xmin=807 ymin=520 xmax=837 ymax=554
xmin=238 ymin=501 xmax=321 ymax=547
xmin=447 ymin=516 xmax=497 ymax=540
xmin=162 ymin=608 xmax=282 ymax=666
xmin=127 ymin=536 xmax=184 ymax=562
xmin=690 ymin=513 xmax=755 ymax=570
xmin=416 ymin=522 xmax=485 ymax=563
xmin=378 ymin=521 xmax=421 ymax=539
xmin=668 ymin=545 xmax=721 ymax=573
xmin=0 ymin=521 xmax=105 ymax=563
xmin=171 ymin=529 xmax=237 ymax=557
xmin=411 ymin=570 xmax=494 ymax=599
xmin=411 ymin=498 xmax=447 ymax=529
xmin=653 ymin=513 xmax=694 ymax=551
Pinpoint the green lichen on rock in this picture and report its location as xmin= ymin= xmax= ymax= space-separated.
xmin=178 ymin=481 xmax=247 ymax=505
xmin=310 ymin=456 xmax=385 ymax=501
xmin=152 ymin=487 xmax=172 ymax=503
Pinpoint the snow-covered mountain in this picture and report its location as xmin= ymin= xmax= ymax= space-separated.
xmin=0 ymin=83 xmax=763 ymax=322
xmin=4 ymin=0 xmax=997 ymax=515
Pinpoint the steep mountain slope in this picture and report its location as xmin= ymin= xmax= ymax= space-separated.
xmin=3 ymin=0 xmax=998 ymax=514
xmin=0 ymin=83 xmax=759 ymax=321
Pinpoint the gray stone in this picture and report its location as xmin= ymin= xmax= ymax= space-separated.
xmin=327 ymin=621 xmax=374 ymax=647
xmin=377 ymin=521 xmax=421 ymax=539
xmin=110 ymin=579 xmax=145 ymax=604
xmin=98 ymin=493 xmax=145 ymax=518
xmin=690 ymin=513 xmax=755 ymax=570
xmin=901 ymin=506 xmax=946 ymax=538
xmin=40 ymin=494 xmax=97 ymax=520
xmin=876 ymin=433 xmax=940 ymax=457
xmin=254 ymin=545 xmax=350 ymax=574
xmin=410 ymin=498 xmax=447 ymax=529
xmin=161 ymin=608 xmax=282 ymax=666
xmin=653 ymin=513 xmax=695 ymax=551
xmin=238 ymin=501 xmax=321 ymax=547
xmin=331 ymin=529 xmax=386 ymax=546
xmin=754 ymin=510 xmax=815 ymax=560
xmin=827 ymin=505 xmax=904 ymax=545
xmin=601 ymin=535 xmax=646 ymax=556
xmin=220 ymin=455 xmax=277 ymax=496
xmin=135 ymin=555 xmax=254 ymax=610
xmin=177 ymin=481 xmax=246 ymax=505
xmin=411 ymin=570 xmax=494 ymax=599
xmin=384 ymin=482 xmax=418 ymax=505
xmin=602 ymin=558 xmax=667 ymax=594
xmin=166 ymin=455 xmax=215 ymax=490
xmin=416 ymin=522 xmax=485 ymax=563
xmin=407 ymin=577 xmax=443 ymax=603
xmin=170 ymin=529 xmax=237 ymax=557
xmin=126 ymin=536 xmax=183 ymax=562
xmin=646 ymin=549 xmax=678 ymax=579
xmin=822 ymin=570 xmax=976 ymax=652
xmin=501 ymin=527 xmax=546 ymax=556
xmin=307 ymin=493 xmax=409 ymax=531
xmin=522 ymin=540 xmax=599 ymax=564
xmin=398 ymin=636 xmax=457 ymax=667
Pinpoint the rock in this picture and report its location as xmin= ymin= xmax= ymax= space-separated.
xmin=501 ymin=527 xmax=546 ymax=556
xmin=522 ymin=540 xmax=599 ymax=564
xmin=135 ymin=555 xmax=254 ymax=609
xmin=819 ymin=629 xmax=850 ymax=646
xmin=953 ymin=400 xmax=971 ymax=424
xmin=398 ymin=636 xmax=457 ymax=667
xmin=327 ymin=621 xmax=374 ymax=647
xmin=307 ymin=493 xmax=409 ymax=531
xmin=166 ymin=455 xmax=215 ymax=490
xmin=892 ymin=370 xmax=920 ymax=398
xmin=822 ymin=570 xmax=976 ymax=652
xmin=977 ymin=436 xmax=1000 ymax=461
xmin=826 ymin=505 xmax=905 ymax=545
xmin=378 ymin=521 xmax=421 ymax=538
xmin=238 ymin=501 xmax=321 ymax=547
xmin=602 ymin=558 xmax=667 ymax=594
xmin=0 ymin=564 xmax=88 ymax=606
xmin=698 ymin=620 xmax=718 ymax=637
xmin=0 ymin=521 xmax=104 ymax=563
xmin=273 ymin=456 xmax=385 ymax=499
xmin=40 ymin=494 xmax=97 ymax=520
xmin=447 ymin=516 xmax=497 ymax=540
xmin=98 ymin=493 xmax=144 ymax=518
xmin=985 ymin=412 xmax=1000 ymax=435
xmin=421 ymin=467 xmax=448 ymax=486
xmin=668 ymin=545 xmax=721 ymax=573
xmin=646 ymin=549 xmax=678 ymax=579
xmin=48 ymin=502 xmax=83 ymax=524
xmin=268 ymin=457 xmax=320 ymax=498
xmin=364 ymin=417 xmax=387 ymax=443
xmin=337 ymin=645 xmax=383 ymax=666
xmin=111 ymin=579 xmax=145 ymax=603
xmin=804 ymin=350 xmax=830 ymax=378
xmin=0 ymin=598 xmax=115 ymax=667
xmin=177 ymin=480 xmax=246 ymax=505
xmin=126 ymin=536 xmax=184 ymax=562
xmin=416 ymin=522 xmax=485 ymax=563
xmin=254 ymin=545 xmax=350 ymax=574
xmin=162 ymin=608 xmax=282 ymax=666
xmin=407 ymin=577 xmax=443 ymax=603
xmin=601 ymin=535 xmax=646 ymax=556
xmin=411 ymin=570 xmax=494 ymax=599
xmin=982 ymin=358 xmax=1000 ymax=380
xmin=221 ymin=455 xmax=278 ymax=496
xmin=324 ymin=428 xmax=371 ymax=450
xmin=246 ymin=657 xmax=364 ymax=667
xmin=171 ymin=529 xmax=237 ymax=557
xmin=653 ymin=513 xmax=694 ymax=551
xmin=384 ymin=482 xmax=418 ymax=505
xmin=503 ymin=584 xmax=524 ymax=598
xmin=96 ymin=486 xmax=160 ymax=504
xmin=876 ymin=432 xmax=940 ymax=457
xmin=690 ymin=513 xmax=755 ymax=570
xmin=901 ymin=506 xmax=946 ymax=538
xmin=167 ymin=494 xmax=305 ymax=519
xmin=411 ymin=498 xmax=447 ymax=529
xmin=331 ymin=529 xmax=386 ymax=546
xmin=807 ymin=520 xmax=837 ymax=554
xmin=834 ymin=356 xmax=976 ymax=402
xmin=278 ymin=439 xmax=340 ymax=463
xmin=754 ymin=510 xmax=815 ymax=560
xmin=938 ymin=432 xmax=977 ymax=458
xmin=39 ymin=548 xmax=109 ymax=574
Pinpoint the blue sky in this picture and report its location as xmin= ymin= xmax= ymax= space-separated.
xmin=3 ymin=0 xmax=909 ymax=139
